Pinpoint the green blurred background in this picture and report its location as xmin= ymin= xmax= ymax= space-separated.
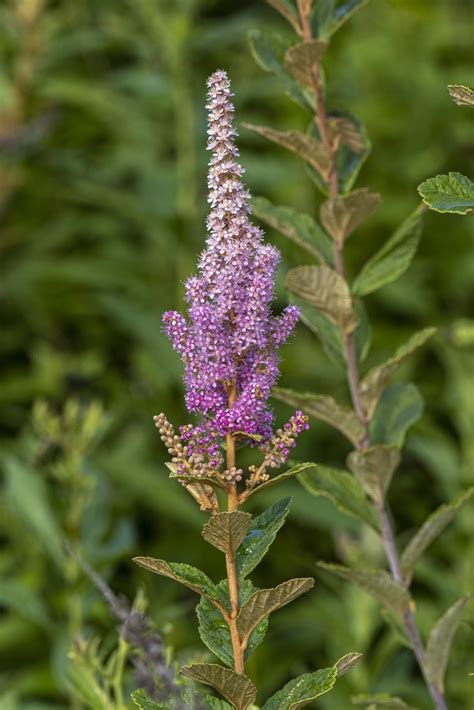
xmin=0 ymin=0 xmax=473 ymax=708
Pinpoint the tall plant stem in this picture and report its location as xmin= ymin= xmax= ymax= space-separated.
xmin=297 ymin=4 xmax=447 ymax=708
xmin=225 ymin=379 xmax=244 ymax=674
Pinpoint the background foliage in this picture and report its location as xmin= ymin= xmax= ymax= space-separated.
xmin=0 ymin=0 xmax=472 ymax=707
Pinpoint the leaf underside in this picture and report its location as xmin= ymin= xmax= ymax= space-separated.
xmin=202 ymin=511 xmax=252 ymax=555
xmin=181 ymin=663 xmax=256 ymax=710
xmin=317 ymin=562 xmax=411 ymax=618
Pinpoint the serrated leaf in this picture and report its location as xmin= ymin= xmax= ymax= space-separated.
xmin=370 ymin=383 xmax=424 ymax=447
xmin=298 ymin=465 xmax=380 ymax=530
xmin=352 ymin=693 xmax=416 ymax=709
xmin=197 ymin=579 xmax=268 ymax=666
xmin=4 ymin=457 xmax=65 ymax=568
xmin=248 ymin=30 xmax=310 ymax=110
xmin=424 ymin=595 xmax=470 ymax=693
xmin=131 ymin=690 xmax=163 ymax=709
xmin=237 ymin=578 xmax=314 ymax=647
xmin=400 ymin=487 xmax=474 ymax=584
xmin=181 ymin=664 xmax=256 ymax=710
xmin=285 ymin=265 xmax=359 ymax=334
xmin=320 ymin=189 xmax=380 ymax=245
xmin=133 ymin=557 xmax=220 ymax=605
xmin=417 ymin=172 xmax=474 ymax=215
xmin=252 ymin=195 xmax=333 ymax=263
xmin=317 ymin=563 xmax=411 ymax=618
xmin=447 ymin=84 xmax=474 ymax=108
xmin=262 ymin=653 xmax=361 ymax=709
xmin=347 ymin=445 xmax=401 ymax=503
xmin=235 ymin=497 xmax=291 ymax=578
xmin=284 ymin=40 xmax=328 ymax=88
xmin=244 ymin=124 xmax=331 ymax=179
xmin=352 ymin=205 xmax=424 ymax=296
xmin=273 ymin=387 xmax=365 ymax=447
xmin=202 ymin=512 xmax=251 ymax=555
xmin=360 ymin=327 xmax=436 ymax=419
xmin=263 ymin=666 xmax=337 ymax=709
xmin=243 ymin=462 xmax=316 ymax=500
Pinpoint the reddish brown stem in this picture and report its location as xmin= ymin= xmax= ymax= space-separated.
xmin=296 ymin=3 xmax=447 ymax=708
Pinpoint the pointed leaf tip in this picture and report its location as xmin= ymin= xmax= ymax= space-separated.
xmin=181 ymin=663 xmax=256 ymax=710
xmin=425 ymin=595 xmax=471 ymax=693
xmin=202 ymin=511 xmax=252 ymax=555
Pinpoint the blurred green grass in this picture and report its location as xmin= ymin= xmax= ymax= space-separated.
xmin=0 ymin=0 xmax=472 ymax=707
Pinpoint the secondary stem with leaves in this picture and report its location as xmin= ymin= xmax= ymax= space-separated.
xmin=297 ymin=4 xmax=447 ymax=706
xmin=246 ymin=1 xmax=472 ymax=709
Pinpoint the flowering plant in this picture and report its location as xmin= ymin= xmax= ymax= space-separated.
xmin=132 ymin=70 xmax=360 ymax=709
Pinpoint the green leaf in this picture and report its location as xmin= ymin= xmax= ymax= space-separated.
xmin=202 ymin=512 xmax=252 ymax=555
xmin=352 ymin=205 xmax=424 ymax=296
xmin=130 ymin=690 xmax=163 ymax=709
xmin=291 ymin=296 xmax=369 ymax=366
xmin=248 ymin=30 xmax=310 ymax=110
xmin=352 ymin=693 xmax=416 ymax=709
xmin=424 ymin=595 xmax=471 ymax=694
xmin=292 ymin=295 xmax=346 ymax=366
xmin=354 ymin=298 xmax=373 ymax=364
xmin=252 ymin=196 xmax=333 ymax=263
xmin=317 ymin=563 xmax=411 ymax=618
xmin=262 ymin=653 xmax=361 ymax=709
xmin=243 ymin=462 xmax=316 ymax=499
xmin=235 ymin=497 xmax=292 ymax=578
xmin=286 ymin=265 xmax=359 ymax=334
xmin=204 ymin=697 xmax=234 ymax=710
xmin=237 ymin=578 xmax=314 ymax=648
xmin=197 ymin=579 xmax=268 ymax=666
xmin=273 ymin=387 xmax=365 ymax=447
xmin=3 ymin=457 xmax=65 ymax=568
xmin=347 ymin=445 xmax=401 ymax=503
xmin=447 ymin=84 xmax=474 ymax=108
xmin=244 ymin=124 xmax=331 ymax=180
xmin=320 ymin=189 xmax=380 ymax=245
xmin=400 ymin=487 xmax=474 ymax=584
xmin=298 ymin=465 xmax=380 ymax=530
xmin=133 ymin=557 xmax=220 ymax=605
xmin=284 ymin=40 xmax=328 ymax=88
xmin=417 ymin=172 xmax=474 ymax=215
xmin=370 ymin=383 xmax=424 ymax=446
xmin=181 ymin=664 xmax=256 ymax=710
xmin=360 ymin=327 xmax=436 ymax=419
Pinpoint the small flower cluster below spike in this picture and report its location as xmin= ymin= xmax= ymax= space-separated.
xmin=261 ymin=411 xmax=310 ymax=469
xmin=153 ymin=413 xmax=223 ymax=482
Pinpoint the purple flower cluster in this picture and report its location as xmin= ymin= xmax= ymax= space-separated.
xmin=163 ymin=70 xmax=299 ymax=447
